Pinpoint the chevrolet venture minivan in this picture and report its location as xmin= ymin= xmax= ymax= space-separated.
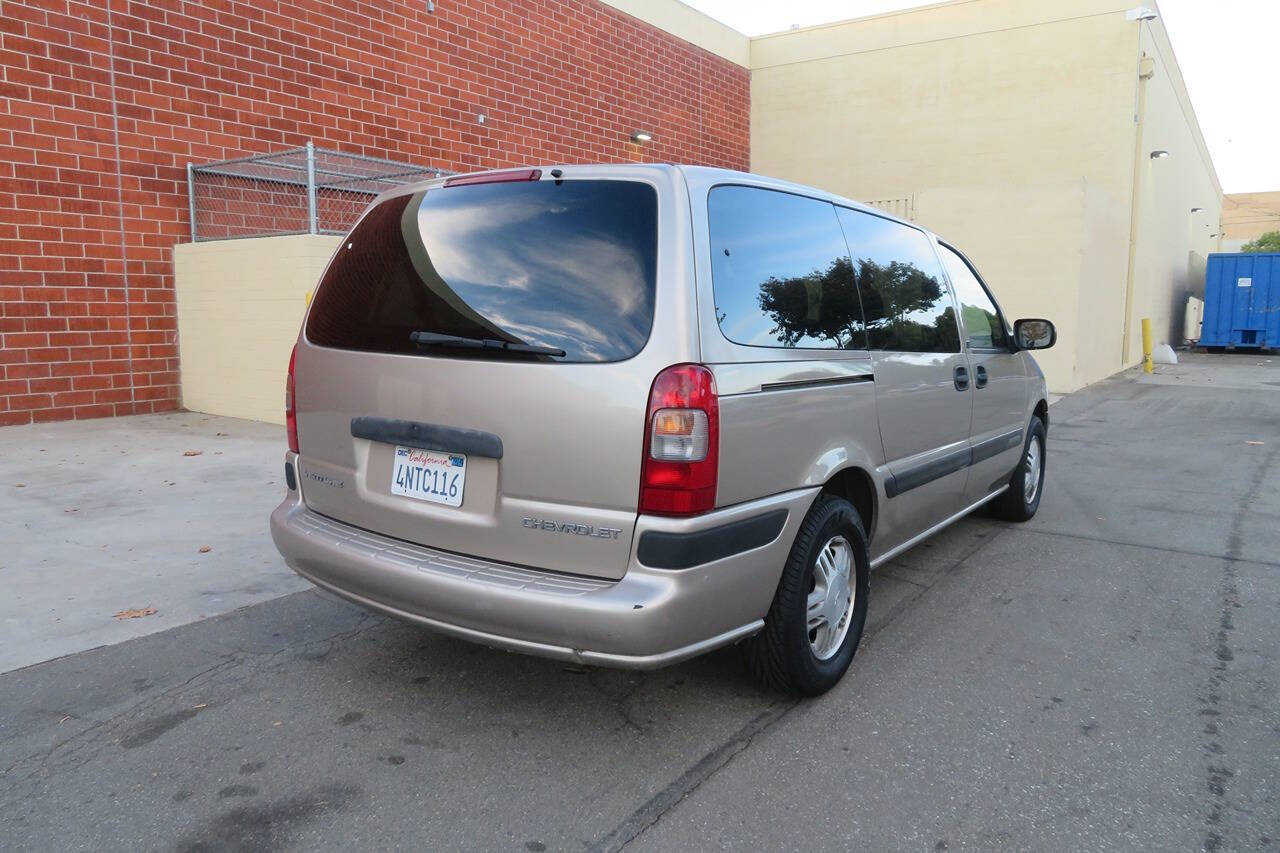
xmin=270 ymin=165 xmax=1056 ymax=695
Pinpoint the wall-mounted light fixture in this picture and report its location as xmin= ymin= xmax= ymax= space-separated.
xmin=630 ymin=131 xmax=653 ymax=143
xmin=1126 ymin=6 xmax=1158 ymax=21
xmin=1149 ymin=149 xmax=1170 ymax=159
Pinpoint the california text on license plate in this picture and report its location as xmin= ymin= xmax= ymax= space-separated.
xmin=390 ymin=446 xmax=466 ymax=507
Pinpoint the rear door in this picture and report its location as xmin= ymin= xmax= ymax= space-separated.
xmin=834 ymin=207 xmax=972 ymax=557
xmin=293 ymin=167 xmax=694 ymax=581
xmin=938 ymin=243 xmax=1029 ymax=505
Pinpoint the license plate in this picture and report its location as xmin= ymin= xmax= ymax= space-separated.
xmin=390 ymin=446 xmax=466 ymax=507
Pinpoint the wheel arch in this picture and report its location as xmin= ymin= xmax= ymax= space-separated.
xmin=1033 ymin=398 xmax=1049 ymax=432
xmin=820 ymin=466 xmax=877 ymax=542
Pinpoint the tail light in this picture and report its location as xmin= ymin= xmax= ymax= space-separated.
xmin=285 ymin=345 xmax=299 ymax=453
xmin=640 ymin=364 xmax=719 ymax=515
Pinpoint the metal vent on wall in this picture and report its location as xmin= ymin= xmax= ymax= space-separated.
xmin=865 ymin=196 xmax=916 ymax=221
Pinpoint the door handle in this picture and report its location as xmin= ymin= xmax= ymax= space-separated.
xmin=975 ymin=365 xmax=988 ymax=389
xmin=953 ymin=365 xmax=969 ymax=391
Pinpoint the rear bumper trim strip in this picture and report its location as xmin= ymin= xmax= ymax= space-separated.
xmin=636 ymin=509 xmax=788 ymax=569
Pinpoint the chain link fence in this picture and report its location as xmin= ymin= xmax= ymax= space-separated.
xmin=186 ymin=143 xmax=453 ymax=241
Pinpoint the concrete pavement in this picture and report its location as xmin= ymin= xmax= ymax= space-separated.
xmin=0 ymin=413 xmax=307 ymax=673
xmin=0 ymin=352 xmax=1276 ymax=851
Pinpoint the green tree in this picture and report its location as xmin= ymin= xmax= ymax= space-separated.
xmin=757 ymin=257 xmax=953 ymax=351
xmin=1241 ymin=230 xmax=1280 ymax=253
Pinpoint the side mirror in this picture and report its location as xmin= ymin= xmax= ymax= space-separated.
xmin=1014 ymin=318 xmax=1056 ymax=350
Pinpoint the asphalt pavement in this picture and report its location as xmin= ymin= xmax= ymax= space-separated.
xmin=1 ymin=353 xmax=1277 ymax=852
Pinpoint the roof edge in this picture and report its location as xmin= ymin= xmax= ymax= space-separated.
xmin=597 ymin=0 xmax=750 ymax=67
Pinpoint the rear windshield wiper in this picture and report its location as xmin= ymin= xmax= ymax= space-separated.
xmin=410 ymin=331 xmax=566 ymax=357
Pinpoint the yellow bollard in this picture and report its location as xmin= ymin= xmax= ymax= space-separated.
xmin=1141 ymin=317 xmax=1153 ymax=373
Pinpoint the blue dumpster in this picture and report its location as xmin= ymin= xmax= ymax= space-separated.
xmin=1200 ymin=252 xmax=1280 ymax=349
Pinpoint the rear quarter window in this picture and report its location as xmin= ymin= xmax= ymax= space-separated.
xmin=707 ymin=185 xmax=866 ymax=351
xmin=306 ymin=179 xmax=658 ymax=363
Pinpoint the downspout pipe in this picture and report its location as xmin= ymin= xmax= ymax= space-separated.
xmin=1120 ymin=52 xmax=1156 ymax=367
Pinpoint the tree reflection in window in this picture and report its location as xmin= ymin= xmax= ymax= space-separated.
xmin=757 ymin=256 xmax=958 ymax=353
xmin=835 ymin=207 xmax=961 ymax=354
xmin=756 ymin=256 xmax=864 ymax=349
xmin=707 ymin=187 xmax=961 ymax=355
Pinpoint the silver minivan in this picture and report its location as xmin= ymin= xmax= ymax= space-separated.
xmin=270 ymin=165 xmax=1056 ymax=695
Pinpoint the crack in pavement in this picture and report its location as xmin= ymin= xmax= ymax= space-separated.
xmin=588 ymin=524 xmax=1012 ymax=852
xmin=1006 ymin=526 xmax=1280 ymax=570
xmin=1201 ymin=446 xmax=1275 ymax=853
xmin=584 ymin=671 xmax=650 ymax=736
xmin=587 ymin=702 xmax=797 ymax=853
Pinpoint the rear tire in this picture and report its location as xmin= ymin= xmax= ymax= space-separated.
xmin=988 ymin=416 xmax=1046 ymax=522
xmin=744 ymin=495 xmax=870 ymax=697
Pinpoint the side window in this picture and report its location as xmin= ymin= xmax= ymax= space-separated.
xmin=834 ymin=207 xmax=960 ymax=353
xmin=708 ymin=186 xmax=866 ymax=351
xmin=938 ymin=244 xmax=1010 ymax=350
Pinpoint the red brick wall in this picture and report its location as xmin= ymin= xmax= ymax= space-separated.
xmin=0 ymin=0 xmax=750 ymax=425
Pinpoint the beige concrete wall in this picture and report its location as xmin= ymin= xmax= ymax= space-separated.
xmin=912 ymin=179 xmax=1086 ymax=389
xmin=749 ymin=0 xmax=1221 ymax=392
xmin=174 ymin=235 xmax=340 ymax=425
xmin=599 ymin=0 xmax=749 ymax=66
xmin=1125 ymin=18 xmax=1224 ymax=361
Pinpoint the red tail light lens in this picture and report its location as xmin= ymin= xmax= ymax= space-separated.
xmin=285 ymin=345 xmax=299 ymax=453
xmin=640 ymin=364 xmax=719 ymax=515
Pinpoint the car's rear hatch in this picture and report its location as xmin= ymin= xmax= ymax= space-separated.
xmin=292 ymin=168 xmax=692 ymax=581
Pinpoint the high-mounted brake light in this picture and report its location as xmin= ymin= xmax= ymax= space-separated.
xmin=444 ymin=168 xmax=542 ymax=187
xmin=285 ymin=344 xmax=299 ymax=453
xmin=640 ymin=364 xmax=719 ymax=515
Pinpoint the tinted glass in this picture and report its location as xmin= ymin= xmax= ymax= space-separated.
xmin=939 ymin=244 xmax=1010 ymax=350
xmin=834 ymin=207 xmax=960 ymax=353
xmin=306 ymin=180 xmax=658 ymax=362
xmin=708 ymin=186 xmax=865 ymax=350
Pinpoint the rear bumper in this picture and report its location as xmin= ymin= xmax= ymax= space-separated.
xmin=270 ymin=470 xmax=817 ymax=669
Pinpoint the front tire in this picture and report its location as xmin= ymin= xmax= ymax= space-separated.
xmin=744 ymin=495 xmax=870 ymax=696
xmin=989 ymin=416 xmax=1046 ymax=522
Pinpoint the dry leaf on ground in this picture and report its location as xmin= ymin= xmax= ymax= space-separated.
xmin=198 ymin=545 xmax=212 ymax=553
xmin=183 ymin=450 xmax=203 ymax=456
xmin=114 ymin=607 xmax=157 ymax=620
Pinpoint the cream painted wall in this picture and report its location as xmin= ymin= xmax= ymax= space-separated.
xmin=599 ymin=0 xmax=749 ymax=66
xmin=175 ymin=235 xmax=340 ymax=425
xmin=1124 ymin=20 xmax=1223 ymax=360
xmin=749 ymin=0 xmax=1221 ymax=392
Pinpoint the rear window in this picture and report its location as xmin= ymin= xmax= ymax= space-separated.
xmin=306 ymin=179 xmax=658 ymax=362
